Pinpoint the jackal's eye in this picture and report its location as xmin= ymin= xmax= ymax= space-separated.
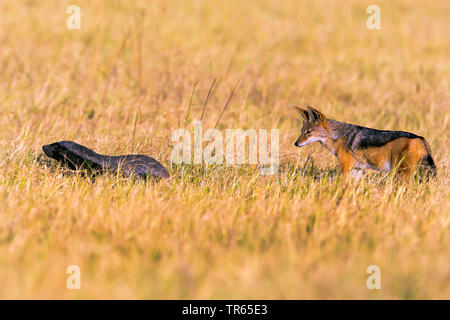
xmin=305 ymin=129 xmax=312 ymax=135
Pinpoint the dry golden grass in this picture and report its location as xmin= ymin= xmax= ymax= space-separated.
xmin=0 ymin=0 xmax=448 ymax=299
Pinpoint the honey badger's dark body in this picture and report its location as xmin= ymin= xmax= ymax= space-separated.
xmin=42 ymin=141 xmax=169 ymax=180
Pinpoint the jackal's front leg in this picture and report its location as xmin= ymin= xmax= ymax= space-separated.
xmin=350 ymin=168 xmax=364 ymax=181
xmin=336 ymin=143 xmax=355 ymax=175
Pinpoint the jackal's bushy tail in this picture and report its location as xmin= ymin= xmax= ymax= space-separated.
xmin=420 ymin=138 xmax=437 ymax=176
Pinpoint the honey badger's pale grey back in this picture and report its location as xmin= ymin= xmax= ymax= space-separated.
xmin=42 ymin=141 xmax=169 ymax=180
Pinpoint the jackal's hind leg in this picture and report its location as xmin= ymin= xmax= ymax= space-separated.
xmin=398 ymin=138 xmax=428 ymax=178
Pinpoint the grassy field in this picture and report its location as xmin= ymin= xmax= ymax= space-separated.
xmin=0 ymin=0 xmax=448 ymax=299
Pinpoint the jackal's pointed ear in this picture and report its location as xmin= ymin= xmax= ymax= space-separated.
xmin=293 ymin=106 xmax=309 ymax=121
xmin=307 ymin=106 xmax=327 ymax=124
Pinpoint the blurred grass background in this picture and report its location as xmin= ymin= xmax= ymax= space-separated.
xmin=0 ymin=0 xmax=448 ymax=298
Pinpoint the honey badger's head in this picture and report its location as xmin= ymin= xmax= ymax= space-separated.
xmin=42 ymin=141 xmax=84 ymax=170
xmin=42 ymin=142 xmax=67 ymax=161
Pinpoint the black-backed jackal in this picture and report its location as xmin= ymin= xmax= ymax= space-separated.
xmin=294 ymin=106 xmax=436 ymax=179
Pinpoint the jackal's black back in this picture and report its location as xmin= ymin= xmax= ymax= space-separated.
xmin=354 ymin=127 xmax=421 ymax=149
